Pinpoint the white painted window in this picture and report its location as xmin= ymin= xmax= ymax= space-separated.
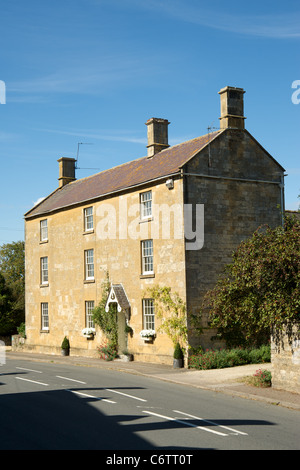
xmin=141 ymin=239 xmax=153 ymax=274
xmin=85 ymin=301 xmax=95 ymax=328
xmin=84 ymin=207 xmax=93 ymax=231
xmin=41 ymin=257 xmax=48 ymax=284
xmin=140 ymin=190 xmax=152 ymax=219
xmin=84 ymin=249 xmax=94 ymax=280
xmin=40 ymin=219 xmax=48 ymax=241
xmin=41 ymin=303 xmax=49 ymax=330
xmin=143 ymin=299 xmax=155 ymax=330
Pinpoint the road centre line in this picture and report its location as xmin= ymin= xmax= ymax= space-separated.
xmin=105 ymin=388 xmax=147 ymax=402
xmin=67 ymin=389 xmax=116 ymax=404
xmin=15 ymin=377 xmax=49 ymax=386
xmin=56 ymin=375 xmax=87 ymax=384
xmin=173 ymin=410 xmax=248 ymax=436
xmin=143 ymin=410 xmax=228 ymax=436
xmin=16 ymin=367 xmax=43 ymax=373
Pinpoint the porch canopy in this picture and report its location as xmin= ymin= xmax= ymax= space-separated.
xmin=105 ymin=284 xmax=131 ymax=320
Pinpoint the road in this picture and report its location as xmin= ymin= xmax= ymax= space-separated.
xmin=0 ymin=357 xmax=299 ymax=452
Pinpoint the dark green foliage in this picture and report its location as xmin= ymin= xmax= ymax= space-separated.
xmin=173 ymin=342 xmax=183 ymax=359
xmin=61 ymin=336 xmax=70 ymax=349
xmin=204 ymin=217 xmax=300 ymax=348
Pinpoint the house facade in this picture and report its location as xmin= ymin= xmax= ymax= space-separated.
xmin=23 ymin=87 xmax=285 ymax=364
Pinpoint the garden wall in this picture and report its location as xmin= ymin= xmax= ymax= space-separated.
xmin=271 ymin=324 xmax=300 ymax=394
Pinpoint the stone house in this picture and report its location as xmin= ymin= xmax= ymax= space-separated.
xmin=23 ymin=86 xmax=285 ymax=364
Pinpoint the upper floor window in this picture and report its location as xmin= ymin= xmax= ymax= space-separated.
xmin=40 ymin=257 xmax=48 ymax=285
xmin=40 ymin=219 xmax=48 ymax=242
xmin=84 ymin=207 xmax=94 ymax=232
xmin=41 ymin=302 xmax=49 ymax=330
xmin=84 ymin=249 xmax=94 ymax=280
xmin=140 ymin=190 xmax=152 ymax=219
xmin=141 ymin=239 xmax=154 ymax=274
xmin=85 ymin=301 xmax=95 ymax=328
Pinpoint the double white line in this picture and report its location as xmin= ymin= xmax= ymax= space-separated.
xmin=143 ymin=410 xmax=248 ymax=436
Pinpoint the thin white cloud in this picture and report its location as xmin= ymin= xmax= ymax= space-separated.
xmin=8 ymin=53 xmax=165 ymax=98
xmin=35 ymin=127 xmax=147 ymax=145
xmin=128 ymin=0 xmax=300 ymax=39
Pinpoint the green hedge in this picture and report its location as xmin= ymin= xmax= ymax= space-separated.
xmin=188 ymin=345 xmax=270 ymax=370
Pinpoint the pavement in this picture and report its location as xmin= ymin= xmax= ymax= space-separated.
xmin=5 ymin=349 xmax=300 ymax=411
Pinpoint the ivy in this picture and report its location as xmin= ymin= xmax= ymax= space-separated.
xmin=144 ymin=285 xmax=188 ymax=349
xmin=93 ymin=272 xmax=118 ymax=350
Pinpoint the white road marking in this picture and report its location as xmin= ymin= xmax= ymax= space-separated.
xmin=16 ymin=367 xmax=42 ymax=373
xmin=105 ymin=388 xmax=147 ymax=402
xmin=67 ymin=389 xmax=116 ymax=404
xmin=173 ymin=410 xmax=248 ymax=436
xmin=143 ymin=410 xmax=228 ymax=436
xmin=15 ymin=377 xmax=49 ymax=386
xmin=56 ymin=375 xmax=87 ymax=384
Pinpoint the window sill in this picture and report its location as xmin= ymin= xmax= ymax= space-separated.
xmin=39 ymin=240 xmax=48 ymax=244
xmin=140 ymin=273 xmax=155 ymax=279
xmin=83 ymin=230 xmax=94 ymax=235
xmin=40 ymin=329 xmax=49 ymax=333
xmin=84 ymin=279 xmax=95 ymax=284
xmin=40 ymin=283 xmax=49 ymax=288
xmin=139 ymin=217 xmax=153 ymax=224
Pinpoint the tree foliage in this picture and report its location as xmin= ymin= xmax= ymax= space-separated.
xmin=0 ymin=241 xmax=25 ymax=335
xmin=204 ymin=217 xmax=300 ymax=348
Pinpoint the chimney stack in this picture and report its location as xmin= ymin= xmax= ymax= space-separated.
xmin=219 ymin=86 xmax=246 ymax=129
xmin=57 ymin=157 xmax=76 ymax=187
xmin=146 ymin=118 xmax=170 ymax=157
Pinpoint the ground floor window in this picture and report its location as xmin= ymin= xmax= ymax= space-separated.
xmin=142 ymin=299 xmax=155 ymax=330
xmin=85 ymin=300 xmax=95 ymax=328
xmin=41 ymin=302 xmax=49 ymax=330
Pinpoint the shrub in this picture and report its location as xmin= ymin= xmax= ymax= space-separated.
xmin=98 ymin=342 xmax=118 ymax=361
xmin=61 ymin=336 xmax=69 ymax=350
xmin=174 ymin=342 xmax=183 ymax=359
xmin=249 ymin=369 xmax=272 ymax=387
xmin=188 ymin=345 xmax=270 ymax=370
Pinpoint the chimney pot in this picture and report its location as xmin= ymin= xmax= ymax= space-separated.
xmin=219 ymin=86 xmax=246 ymax=129
xmin=57 ymin=157 xmax=76 ymax=187
xmin=145 ymin=117 xmax=170 ymax=157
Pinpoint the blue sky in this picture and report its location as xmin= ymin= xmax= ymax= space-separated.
xmin=0 ymin=0 xmax=299 ymax=245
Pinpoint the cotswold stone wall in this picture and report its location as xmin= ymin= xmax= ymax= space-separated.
xmin=271 ymin=325 xmax=300 ymax=394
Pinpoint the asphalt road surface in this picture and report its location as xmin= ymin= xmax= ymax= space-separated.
xmin=0 ymin=357 xmax=299 ymax=452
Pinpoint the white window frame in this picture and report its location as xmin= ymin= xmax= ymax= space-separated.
xmin=84 ymin=249 xmax=94 ymax=280
xmin=141 ymin=239 xmax=154 ymax=274
xmin=140 ymin=190 xmax=152 ymax=220
xmin=41 ymin=303 xmax=49 ymax=330
xmin=40 ymin=256 xmax=48 ymax=284
xmin=40 ymin=219 xmax=48 ymax=241
xmin=85 ymin=301 xmax=95 ymax=328
xmin=143 ymin=299 xmax=155 ymax=330
xmin=84 ymin=207 xmax=94 ymax=232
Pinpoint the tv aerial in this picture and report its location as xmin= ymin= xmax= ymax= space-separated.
xmin=75 ymin=142 xmax=100 ymax=170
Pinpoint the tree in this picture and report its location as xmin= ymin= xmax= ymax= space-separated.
xmin=0 ymin=272 xmax=14 ymax=335
xmin=0 ymin=241 xmax=25 ymax=335
xmin=203 ymin=217 xmax=300 ymax=348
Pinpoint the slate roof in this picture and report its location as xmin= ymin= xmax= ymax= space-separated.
xmin=25 ymin=130 xmax=222 ymax=219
